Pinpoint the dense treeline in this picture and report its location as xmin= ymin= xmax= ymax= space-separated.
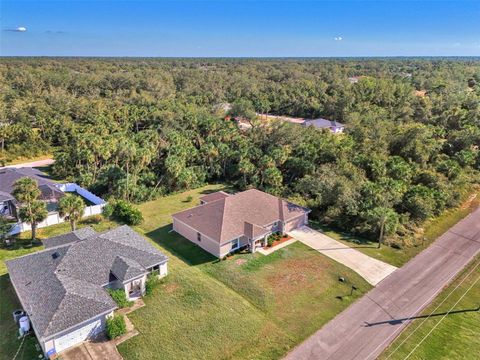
xmin=1 ymin=58 xmax=479 ymax=245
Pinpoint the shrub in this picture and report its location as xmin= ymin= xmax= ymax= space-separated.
xmin=185 ymin=195 xmax=193 ymax=202
xmin=81 ymin=214 xmax=102 ymax=225
xmin=103 ymin=200 xmax=143 ymax=225
xmin=145 ymin=274 xmax=160 ymax=296
xmin=267 ymin=235 xmax=275 ymax=247
xmin=107 ymin=289 xmax=133 ymax=308
xmin=106 ymin=315 xmax=126 ymax=339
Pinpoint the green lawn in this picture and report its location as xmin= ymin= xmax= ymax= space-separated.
xmin=118 ymin=185 xmax=371 ymax=360
xmin=310 ymin=193 xmax=480 ymax=267
xmin=379 ymin=256 xmax=480 ymax=360
xmin=1 ymin=184 xmax=369 ymax=360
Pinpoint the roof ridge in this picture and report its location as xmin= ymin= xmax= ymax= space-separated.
xmin=43 ymin=289 xmax=114 ymax=336
xmin=218 ymin=197 xmax=229 ymax=242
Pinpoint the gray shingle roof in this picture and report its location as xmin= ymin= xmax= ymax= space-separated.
xmin=111 ymin=256 xmax=147 ymax=282
xmin=6 ymin=225 xmax=168 ymax=340
xmin=43 ymin=227 xmax=97 ymax=249
xmin=0 ymin=168 xmax=57 ymax=196
xmin=0 ymin=190 xmax=14 ymax=202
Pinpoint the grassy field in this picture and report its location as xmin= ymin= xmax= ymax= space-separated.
xmin=0 ymin=184 xmax=371 ymax=360
xmin=311 ymin=192 xmax=480 ymax=267
xmin=379 ymin=256 xmax=480 ymax=360
xmin=118 ymin=185 xmax=371 ymax=360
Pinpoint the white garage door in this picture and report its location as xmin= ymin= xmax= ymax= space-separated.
xmin=54 ymin=317 xmax=104 ymax=353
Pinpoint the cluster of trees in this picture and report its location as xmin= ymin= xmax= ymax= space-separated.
xmin=1 ymin=58 xmax=479 ymax=244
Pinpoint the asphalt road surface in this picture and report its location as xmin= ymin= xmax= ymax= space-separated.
xmin=284 ymin=207 xmax=480 ymax=360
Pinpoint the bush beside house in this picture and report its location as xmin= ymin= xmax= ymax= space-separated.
xmin=106 ymin=315 xmax=127 ymax=340
xmin=107 ymin=289 xmax=133 ymax=308
xmin=103 ymin=200 xmax=143 ymax=225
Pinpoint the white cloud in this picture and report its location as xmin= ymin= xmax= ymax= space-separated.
xmin=15 ymin=26 xmax=27 ymax=32
xmin=334 ymin=36 xmax=343 ymax=41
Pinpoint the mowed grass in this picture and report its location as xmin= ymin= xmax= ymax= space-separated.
xmin=379 ymin=256 xmax=480 ymax=360
xmin=0 ymin=275 xmax=40 ymax=360
xmin=117 ymin=185 xmax=371 ymax=360
xmin=2 ymin=183 xmax=370 ymax=360
xmin=311 ymin=192 xmax=480 ymax=267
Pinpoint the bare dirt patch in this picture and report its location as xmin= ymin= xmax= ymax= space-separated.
xmin=264 ymin=256 xmax=329 ymax=295
xmin=235 ymin=258 xmax=247 ymax=266
xmin=163 ymin=283 xmax=180 ymax=294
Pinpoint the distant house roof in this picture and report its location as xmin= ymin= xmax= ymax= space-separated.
xmin=173 ymin=189 xmax=309 ymax=243
xmin=6 ymin=225 xmax=168 ymax=341
xmin=0 ymin=168 xmax=61 ymax=202
xmin=303 ymin=118 xmax=345 ymax=130
xmin=199 ymin=191 xmax=230 ymax=204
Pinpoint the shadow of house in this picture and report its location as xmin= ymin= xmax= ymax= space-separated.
xmin=145 ymin=224 xmax=216 ymax=266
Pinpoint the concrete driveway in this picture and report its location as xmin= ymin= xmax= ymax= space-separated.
xmin=59 ymin=337 xmax=122 ymax=360
xmin=288 ymin=226 xmax=397 ymax=286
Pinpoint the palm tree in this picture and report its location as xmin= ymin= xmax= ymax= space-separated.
xmin=58 ymin=194 xmax=85 ymax=231
xmin=13 ymin=177 xmax=48 ymax=241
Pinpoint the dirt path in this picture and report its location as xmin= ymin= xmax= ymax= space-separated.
xmin=1 ymin=158 xmax=54 ymax=169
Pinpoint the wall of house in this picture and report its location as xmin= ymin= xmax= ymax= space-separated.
xmin=218 ymin=235 xmax=246 ymax=257
xmin=42 ymin=311 xmax=113 ymax=356
xmin=124 ymin=274 xmax=147 ymax=298
xmin=159 ymin=263 xmax=168 ymax=277
xmin=173 ymin=218 xmax=221 ymax=257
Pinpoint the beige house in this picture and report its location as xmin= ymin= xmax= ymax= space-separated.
xmin=172 ymin=189 xmax=310 ymax=257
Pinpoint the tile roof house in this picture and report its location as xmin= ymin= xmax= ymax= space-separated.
xmin=172 ymin=189 xmax=310 ymax=257
xmin=6 ymin=225 xmax=168 ymax=357
xmin=0 ymin=167 xmax=106 ymax=235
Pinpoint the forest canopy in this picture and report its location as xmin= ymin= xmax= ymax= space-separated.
xmin=1 ymin=58 xmax=479 ymax=245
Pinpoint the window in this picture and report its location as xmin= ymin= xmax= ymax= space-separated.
xmin=197 ymin=232 xmax=201 ymax=242
xmin=231 ymin=238 xmax=240 ymax=251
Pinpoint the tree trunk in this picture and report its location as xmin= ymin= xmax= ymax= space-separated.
xmin=378 ymin=216 xmax=386 ymax=249
xmin=71 ymin=219 xmax=76 ymax=231
xmin=32 ymin=222 xmax=37 ymax=241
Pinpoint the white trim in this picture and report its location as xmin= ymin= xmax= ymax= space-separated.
xmin=230 ymin=238 xmax=240 ymax=251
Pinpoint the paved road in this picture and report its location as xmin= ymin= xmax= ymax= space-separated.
xmin=1 ymin=158 xmax=54 ymax=169
xmin=284 ymin=207 xmax=480 ymax=360
xmin=288 ymin=227 xmax=397 ymax=285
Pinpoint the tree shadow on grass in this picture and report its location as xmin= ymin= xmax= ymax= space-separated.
xmin=1 ymin=238 xmax=43 ymax=252
xmin=199 ymin=184 xmax=236 ymax=196
xmin=309 ymin=220 xmax=381 ymax=250
xmin=145 ymin=224 xmax=216 ymax=266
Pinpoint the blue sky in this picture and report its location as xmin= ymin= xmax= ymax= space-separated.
xmin=1 ymin=0 xmax=479 ymax=57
